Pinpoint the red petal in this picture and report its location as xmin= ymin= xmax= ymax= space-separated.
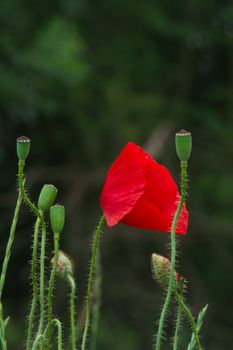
xmin=100 ymin=143 xmax=146 ymax=226
xmin=121 ymin=196 xmax=172 ymax=231
xmin=121 ymin=195 xmax=188 ymax=234
xmin=100 ymin=142 xmax=189 ymax=234
xmin=124 ymin=143 xmax=188 ymax=234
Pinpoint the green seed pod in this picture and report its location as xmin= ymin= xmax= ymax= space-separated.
xmin=38 ymin=184 xmax=58 ymax=212
xmin=175 ymin=129 xmax=192 ymax=162
xmin=151 ymin=253 xmax=181 ymax=291
xmin=16 ymin=136 xmax=31 ymax=161
xmin=52 ymin=250 xmax=73 ymax=279
xmin=50 ymin=205 xmax=65 ymax=234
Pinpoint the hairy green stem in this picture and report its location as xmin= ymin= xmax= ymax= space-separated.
xmin=0 ymin=186 xmax=22 ymax=350
xmin=81 ymin=216 xmax=105 ymax=350
xmin=90 ymin=248 xmax=102 ymax=350
xmin=175 ymin=292 xmax=202 ymax=350
xmin=26 ymin=217 xmax=40 ymax=350
xmin=155 ymin=162 xmax=187 ymax=350
xmin=0 ymin=328 xmax=7 ymax=350
xmin=46 ymin=233 xmax=60 ymax=347
xmin=0 ymin=306 xmax=8 ymax=350
xmin=67 ymin=274 xmax=77 ymax=350
xmin=173 ymin=282 xmax=185 ymax=350
xmin=0 ymin=191 xmax=22 ymax=300
xmin=37 ymin=209 xmax=46 ymax=336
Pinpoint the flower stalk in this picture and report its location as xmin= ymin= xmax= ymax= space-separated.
xmin=81 ymin=216 xmax=105 ymax=350
xmin=90 ymin=248 xmax=102 ymax=350
xmin=0 ymin=303 xmax=8 ymax=350
xmin=67 ymin=274 xmax=77 ymax=350
xmin=37 ymin=209 xmax=47 ymax=337
xmin=173 ymin=279 xmax=185 ymax=350
xmin=155 ymin=160 xmax=188 ymax=350
xmin=0 ymin=151 xmax=23 ymax=349
xmin=52 ymin=250 xmax=76 ymax=350
xmin=46 ymin=232 xmax=60 ymax=346
xmin=26 ymin=217 xmax=41 ymax=350
xmin=0 ymin=191 xmax=22 ymax=301
xmin=175 ymin=291 xmax=202 ymax=350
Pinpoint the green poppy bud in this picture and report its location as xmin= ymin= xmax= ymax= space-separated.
xmin=175 ymin=129 xmax=192 ymax=162
xmin=16 ymin=136 xmax=31 ymax=161
xmin=50 ymin=205 xmax=65 ymax=234
xmin=151 ymin=253 xmax=181 ymax=291
xmin=52 ymin=250 xmax=73 ymax=279
xmin=38 ymin=184 xmax=58 ymax=212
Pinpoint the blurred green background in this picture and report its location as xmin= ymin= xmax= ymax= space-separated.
xmin=0 ymin=0 xmax=233 ymax=349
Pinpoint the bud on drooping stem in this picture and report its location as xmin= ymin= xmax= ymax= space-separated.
xmin=38 ymin=185 xmax=58 ymax=212
xmin=52 ymin=250 xmax=74 ymax=280
xmin=50 ymin=205 xmax=65 ymax=235
xmin=16 ymin=136 xmax=31 ymax=161
xmin=151 ymin=253 xmax=183 ymax=291
xmin=175 ymin=129 xmax=192 ymax=163
xmin=51 ymin=250 xmax=77 ymax=349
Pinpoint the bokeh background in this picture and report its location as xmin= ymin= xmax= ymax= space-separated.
xmin=0 ymin=0 xmax=233 ymax=349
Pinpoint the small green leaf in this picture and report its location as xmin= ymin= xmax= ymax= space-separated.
xmin=187 ymin=304 xmax=208 ymax=350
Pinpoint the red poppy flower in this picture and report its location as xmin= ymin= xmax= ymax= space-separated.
xmin=100 ymin=142 xmax=188 ymax=234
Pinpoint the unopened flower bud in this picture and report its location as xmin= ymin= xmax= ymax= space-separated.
xmin=52 ymin=250 xmax=73 ymax=279
xmin=175 ymin=129 xmax=192 ymax=162
xmin=38 ymin=184 xmax=58 ymax=212
xmin=151 ymin=253 xmax=181 ymax=291
xmin=50 ymin=205 xmax=65 ymax=234
xmin=16 ymin=136 xmax=31 ymax=161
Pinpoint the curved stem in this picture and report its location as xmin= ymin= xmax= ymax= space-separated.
xmin=173 ymin=282 xmax=185 ymax=350
xmin=32 ymin=334 xmax=44 ymax=350
xmin=175 ymin=292 xmax=202 ymax=350
xmin=18 ymin=160 xmax=44 ymax=224
xmin=81 ymin=216 xmax=105 ymax=350
xmin=53 ymin=319 xmax=63 ymax=350
xmin=155 ymin=162 xmax=187 ymax=350
xmin=47 ymin=233 xmax=60 ymax=346
xmin=67 ymin=275 xmax=77 ymax=350
xmin=26 ymin=217 xmax=41 ymax=350
xmin=43 ymin=319 xmax=63 ymax=350
xmin=0 ymin=191 xmax=22 ymax=300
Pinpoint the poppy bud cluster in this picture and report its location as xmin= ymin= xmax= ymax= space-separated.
xmin=6 ymin=129 xmax=206 ymax=350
